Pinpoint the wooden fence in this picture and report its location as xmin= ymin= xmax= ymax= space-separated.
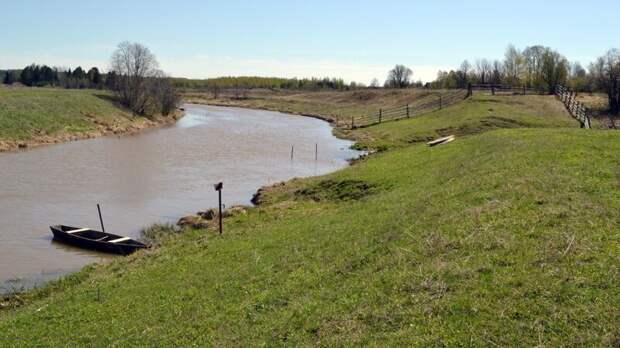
xmin=555 ymin=85 xmax=591 ymax=129
xmin=469 ymin=84 xmax=544 ymax=96
xmin=348 ymin=89 xmax=469 ymax=128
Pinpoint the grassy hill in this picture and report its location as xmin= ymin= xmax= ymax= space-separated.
xmin=2 ymin=94 xmax=619 ymax=346
xmin=0 ymin=87 xmax=172 ymax=151
xmin=351 ymin=95 xmax=577 ymax=150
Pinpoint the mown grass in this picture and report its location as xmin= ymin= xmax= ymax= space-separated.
xmin=2 ymin=95 xmax=619 ymax=346
xmin=0 ymin=87 xmax=135 ymax=141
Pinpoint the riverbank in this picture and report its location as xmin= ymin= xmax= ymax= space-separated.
xmin=3 ymin=95 xmax=620 ymax=346
xmin=0 ymin=103 xmax=356 ymax=296
xmin=183 ymin=88 xmax=450 ymax=134
xmin=0 ymin=87 xmax=183 ymax=152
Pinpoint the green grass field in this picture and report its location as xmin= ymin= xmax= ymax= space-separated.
xmin=0 ymin=87 xmax=136 ymax=142
xmin=2 ymin=94 xmax=620 ymax=346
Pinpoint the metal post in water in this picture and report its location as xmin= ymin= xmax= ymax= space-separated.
xmin=315 ymin=143 xmax=318 ymax=161
xmin=97 ymin=204 xmax=105 ymax=233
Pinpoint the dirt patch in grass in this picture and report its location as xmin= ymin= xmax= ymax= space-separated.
xmin=436 ymin=116 xmax=531 ymax=138
xmin=405 ymin=116 xmax=532 ymax=144
xmin=295 ymin=179 xmax=377 ymax=202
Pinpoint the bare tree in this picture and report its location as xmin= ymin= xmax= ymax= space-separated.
xmin=460 ymin=60 xmax=471 ymax=79
xmin=474 ymin=59 xmax=493 ymax=85
xmin=490 ymin=60 xmax=503 ymax=85
xmin=523 ymin=45 xmax=547 ymax=89
xmin=149 ymin=70 xmax=180 ymax=116
xmin=503 ymin=44 xmax=523 ymax=85
xmin=110 ymin=41 xmax=159 ymax=115
xmin=590 ymin=49 xmax=620 ymax=117
xmin=369 ymin=78 xmax=380 ymax=89
xmin=211 ymin=85 xmax=220 ymax=99
xmin=540 ymin=49 xmax=568 ymax=94
xmin=385 ymin=65 xmax=413 ymax=88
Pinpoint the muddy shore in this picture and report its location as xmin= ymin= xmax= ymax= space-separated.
xmin=0 ymin=110 xmax=184 ymax=153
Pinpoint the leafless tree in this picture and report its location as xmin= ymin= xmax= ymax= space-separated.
xmin=110 ymin=41 xmax=159 ymax=115
xmin=475 ymin=59 xmax=492 ymax=84
xmin=385 ymin=65 xmax=413 ymax=88
xmin=522 ymin=45 xmax=547 ymax=88
xmin=540 ymin=49 xmax=568 ymax=94
xmin=149 ymin=70 xmax=180 ymax=116
xmin=590 ymin=49 xmax=620 ymax=119
xmin=490 ymin=60 xmax=503 ymax=85
xmin=369 ymin=78 xmax=380 ymax=88
xmin=460 ymin=60 xmax=471 ymax=79
xmin=211 ymin=85 xmax=220 ymax=99
xmin=503 ymin=44 xmax=523 ymax=85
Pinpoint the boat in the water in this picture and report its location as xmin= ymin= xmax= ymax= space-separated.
xmin=50 ymin=225 xmax=147 ymax=255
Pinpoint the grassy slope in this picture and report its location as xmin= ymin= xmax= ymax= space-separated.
xmin=184 ymin=88 xmax=454 ymax=125
xmin=0 ymin=87 xmax=136 ymax=141
xmin=3 ymin=95 xmax=620 ymax=346
xmin=352 ymin=95 xmax=577 ymax=150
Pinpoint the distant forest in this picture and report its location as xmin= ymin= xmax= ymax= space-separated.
xmin=170 ymin=76 xmax=363 ymax=91
xmin=2 ymin=65 xmax=108 ymax=89
xmin=2 ymin=67 xmax=364 ymax=92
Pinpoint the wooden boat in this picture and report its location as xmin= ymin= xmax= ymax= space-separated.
xmin=50 ymin=225 xmax=147 ymax=255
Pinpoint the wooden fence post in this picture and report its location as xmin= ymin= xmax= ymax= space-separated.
xmin=467 ymin=83 xmax=472 ymax=97
xmin=351 ymin=116 xmax=354 ymax=129
xmin=439 ymin=96 xmax=443 ymax=109
xmin=379 ymin=108 xmax=382 ymax=123
xmin=406 ymin=104 xmax=409 ymax=118
xmin=491 ymin=86 xmax=495 ymax=95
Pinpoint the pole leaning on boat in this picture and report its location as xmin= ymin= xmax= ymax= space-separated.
xmin=97 ymin=203 xmax=106 ymax=233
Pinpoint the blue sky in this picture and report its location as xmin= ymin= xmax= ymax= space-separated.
xmin=2 ymin=0 xmax=619 ymax=83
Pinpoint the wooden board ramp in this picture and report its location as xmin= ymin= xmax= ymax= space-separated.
xmin=427 ymin=135 xmax=455 ymax=147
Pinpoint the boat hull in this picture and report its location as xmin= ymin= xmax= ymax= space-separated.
xmin=50 ymin=226 xmax=146 ymax=255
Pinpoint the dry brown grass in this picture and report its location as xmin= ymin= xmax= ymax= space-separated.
xmin=575 ymin=93 xmax=619 ymax=128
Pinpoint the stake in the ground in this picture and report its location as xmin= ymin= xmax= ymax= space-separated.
xmin=214 ymin=182 xmax=223 ymax=235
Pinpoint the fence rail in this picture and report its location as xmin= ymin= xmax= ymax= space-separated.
xmin=470 ymin=84 xmax=544 ymax=96
xmin=555 ymin=85 xmax=591 ymax=129
xmin=348 ymin=89 xmax=469 ymax=128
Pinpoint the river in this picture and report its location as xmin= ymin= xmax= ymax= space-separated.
xmin=0 ymin=104 xmax=361 ymax=292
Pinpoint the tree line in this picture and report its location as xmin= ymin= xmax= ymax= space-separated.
xmin=2 ymin=42 xmax=180 ymax=117
xmin=172 ymin=76 xmax=359 ymax=91
xmin=430 ymin=44 xmax=620 ymax=115
xmin=2 ymin=65 xmax=104 ymax=89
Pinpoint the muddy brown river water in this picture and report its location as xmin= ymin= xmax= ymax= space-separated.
xmin=0 ymin=104 xmax=361 ymax=292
